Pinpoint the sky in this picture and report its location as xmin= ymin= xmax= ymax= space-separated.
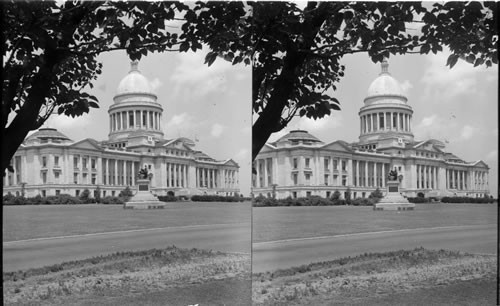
xmin=268 ymin=51 xmax=498 ymax=196
xmin=43 ymin=50 xmax=252 ymax=195
xmin=40 ymin=45 xmax=497 ymax=197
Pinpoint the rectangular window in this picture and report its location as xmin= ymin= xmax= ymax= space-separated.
xmin=293 ymin=158 xmax=298 ymax=169
xmin=143 ymin=112 xmax=147 ymax=127
xmin=324 ymin=157 xmax=330 ymax=171
xmin=306 ymin=191 xmax=312 ymax=197
xmin=91 ymin=158 xmax=96 ymax=169
xmin=305 ymin=158 xmax=310 ymax=168
xmin=54 ymin=156 xmax=59 ymax=167
xmin=74 ymin=156 xmax=79 ymax=169
xmin=293 ymin=173 xmax=298 ymax=185
xmin=76 ymin=190 xmax=80 ymax=197
xmin=129 ymin=111 xmax=134 ymax=127
xmin=292 ymin=191 xmax=297 ymax=199
xmin=333 ymin=159 xmax=338 ymax=170
xmin=305 ymin=173 xmax=311 ymax=184
xmin=326 ymin=191 xmax=331 ymax=198
xmin=324 ymin=174 xmax=329 ymax=185
xmin=342 ymin=176 xmax=347 ymax=186
xmin=379 ymin=114 xmax=384 ymax=129
xmin=91 ymin=174 xmax=97 ymax=184
xmin=42 ymin=156 xmax=47 ymax=168
xmin=74 ymin=173 xmax=78 ymax=184
xmin=42 ymin=172 xmax=47 ymax=184
xmin=54 ymin=172 xmax=60 ymax=179
xmin=41 ymin=190 xmax=46 ymax=197
xmin=83 ymin=158 xmax=88 ymax=169
xmin=341 ymin=160 xmax=347 ymax=171
xmin=112 ymin=191 xmax=116 ymax=196
xmin=55 ymin=190 xmax=60 ymax=196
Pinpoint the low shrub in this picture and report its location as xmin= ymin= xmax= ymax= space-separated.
xmin=351 ymin=197 xmax=376 ymax=206
xmin=157 ymin=195 xmax=179 ymax=202
xmin=100 ymin=196 xmax=125 ymax=204
xmin=191 ymin=195 xmax=242 ymax=202
xmin=441 ymin=196 xmax=494 ymax=204
xmin=407 ymin=197 xmax=432 ymax=203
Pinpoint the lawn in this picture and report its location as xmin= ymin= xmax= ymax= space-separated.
xmin=253 ymin=203 xmax=497 ymax=243
xmin=252 ymin=248 xmax=497 ymax=306
xmin=4 ymin=246 xmax=251 ymax=306
xmin=3 ymin=202 xmax=251 ymax=242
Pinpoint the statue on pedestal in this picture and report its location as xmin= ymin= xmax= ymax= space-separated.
xmin=387 ymin=169 xmax=398 ymax=181
xmin=138 ymin=166 xmax=153 ymax=180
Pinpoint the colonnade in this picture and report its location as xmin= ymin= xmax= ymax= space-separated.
xmin=446 ymin=169 xmax=488 ymax=191
xmin=360 ymin=111 xmax=411 ymax=134
xmin=254 ymin=158 xmax=274 ymax=188
xmin=102 ymin=158 xmax=137 ymax=186
xmin=416 ymin=164 xmax=439 ymax=189
xmin=166 ymin=163 xmax=188 ymax=188
xmin=352 ymin=160 xmax=387 ymax=188
xmin=110 ymin=109 xmax=161 ymax=132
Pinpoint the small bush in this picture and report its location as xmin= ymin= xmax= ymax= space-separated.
xmin=191 ymin=195 xmax=242 ymax=202
xmin=351 ymin=197 xmax=376 ymax=206
xmin=407 ymin=197 xmax=431 ymax=203
xmin=100 ymin=196 xmax=124 ymax=204
xmin=441 ymin=196 xmax=494 ymax=204
xmin=157 ymin=195 xmax=179 ymax=202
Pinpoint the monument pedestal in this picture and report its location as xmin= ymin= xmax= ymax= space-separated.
xmin=124 ymin=179 xmax=165 ymax=209
xmin=374 ymin=181 xmax=415 ymax=211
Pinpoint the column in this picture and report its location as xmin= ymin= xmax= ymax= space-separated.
xmin=374 ymin=162 xmax=378 ymax=187
xmin=364 ymin=161 xmax=369 ymax=187
xmin=105 ymin=159 xmax=109 ymax=185
xmin=390 ymin=112 xmax=393 ymax=130
xmin=263 ymin=159 xmax=268 ymax=187
xmin=114 ymin=159 xmax=118 ymax=185
xmin=423 ymin=165 xmax=427 ymax=188
xmin=122 ymin=160 xmax=126 ymax=186
xmin=355 ymin=160 xmax=359 ymax=187
xmin=382 ymin=163 xmax=386 ymax=187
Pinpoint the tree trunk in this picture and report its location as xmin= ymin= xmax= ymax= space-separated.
xmin=2 ymin=66 xmax=54 ymax=174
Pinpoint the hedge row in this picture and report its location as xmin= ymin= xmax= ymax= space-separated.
xmin=190 ymin=195 xmax=244 ymax=202
xmin=440 ymin=196 xmax=495 ymax=204
xmin=2 ymin=193 xmax=130 ymax=205
xmin=407 ymin=197 xmax=433 ymax=203
xmin=253 ymin=195 xmax=378 ymax=207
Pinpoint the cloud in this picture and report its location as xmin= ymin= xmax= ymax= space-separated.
xmin=486 ymin=150 xmax=498 ymax=161
xmin=210 ymin=123 xmax=225 ymax=138
xmin=150 ymin=78 xmax=163 ymax=92
xmin=234 ymin=148 xmax=250 ymax=162
xmin=459 ymin=125 xmax=479 ymax=141
xmin=420 ymin=49 xmax=495 ymax=102
xmin=168 ymin=47 xmax=250 ymax=98
xmin=400 ymin=80 xmax=413 ymax=94
xmin=164 ymin=112 xmax=198 ymax=136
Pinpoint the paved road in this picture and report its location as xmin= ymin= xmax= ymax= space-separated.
xmin=252 ymin=224 xmax=497 ymax=273
xmin=3 ymin=222 xmax=251 ymax=272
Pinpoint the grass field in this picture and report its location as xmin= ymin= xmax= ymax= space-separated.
xmin=253 ymin=203 xmax=497 ymax=242
xmin=252 ymin=248 xmax=497 ymax=305
xmin=3 ymin=202 xmax=251 ymax=242
xmin=4 ymin=246 xmax=251 ymax=306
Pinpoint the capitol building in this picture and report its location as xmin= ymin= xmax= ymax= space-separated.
xmin=3 ymin=61 xmax=240 ymax=198
xmin=253 ymin=59 xmax=490 ymax=200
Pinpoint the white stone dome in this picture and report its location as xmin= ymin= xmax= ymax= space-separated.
xmin=116 ymin=61 xmax=153 ymax=95
xmin=365 ymin=59 xmax=406 ymax=100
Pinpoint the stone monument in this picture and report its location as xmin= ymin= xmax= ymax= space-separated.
xmin=374 ymin=169 xmax=415 ymax=211
xmin=123 ymin=166 xmax=165 ymax=209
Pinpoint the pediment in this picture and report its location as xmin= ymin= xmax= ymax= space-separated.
xmin=472 ymin=160 xmax=489 ymax=168
xmin=70 ymin=138 xmax=102 ymax=151
xmin=321 ymin=141 xmax=352 ymax=152
xmin=259 ymin=144 xmax=277 ymax=153
xmin=222 ymin=159 xmax=239 ymax=167
xmin=163 ymin=140 xmax=192 ymax=151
